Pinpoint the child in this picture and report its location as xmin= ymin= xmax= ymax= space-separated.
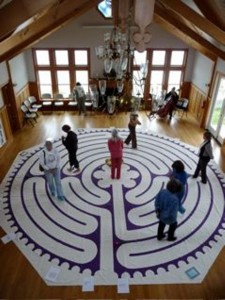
xmin=171 ymin=160 xmax=188 ymax=214
xmin=124 ymin=112 xmax=141 ymax=149
xmin=108 ymin=128 xmax=123 ymax=179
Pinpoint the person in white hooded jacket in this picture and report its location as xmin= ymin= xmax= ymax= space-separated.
xmin=39 ymin=139 xmax=65 ymax=201
xmin=73 ymin=82 xmax=86 ymax=115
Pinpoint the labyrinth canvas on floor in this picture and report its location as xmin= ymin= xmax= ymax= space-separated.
xmin=1 ymin=129 xmax=225 ymax=286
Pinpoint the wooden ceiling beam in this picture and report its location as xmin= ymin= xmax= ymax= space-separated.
xmin=159 ymin=0 xmax=225 ymax=46
xmin=193 ymin=0 xmax=225 ymax=31
xmin=154 ymin=5 xmax=225 ymax=61
xmin=0 ymin=0 xmax=57 ymax=39
xmin=0 ymin=0 xmax=102 ymax=63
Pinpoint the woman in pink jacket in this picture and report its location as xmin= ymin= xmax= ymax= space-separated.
xmin=108 ymin=128 xmax=123 ymax=179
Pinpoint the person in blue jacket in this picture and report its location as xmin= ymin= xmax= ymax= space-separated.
xmin=155 ymin=178 xmax=182 ymax=241
xmin=171 ymin=160 xmax=188 ymax=214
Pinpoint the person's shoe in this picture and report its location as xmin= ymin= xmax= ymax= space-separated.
xmin=157 ymin=234 xmax=166 ymax=241
xmin=73 ymin=168 xmax=80 ymax=173
xmin=192 ymin=175 xmax=198 ymax=178
xmin=58 ymin=196 xmax=65 ymax=201
xmin=167 ymin=236 xmax=177 ymax=241
xmin=51 ymin=192 xmax=56 ymax=197
xmin=201 ymin=180 xmax=207 ymax=184
xmin=111 ymin=176 xmax=115 ymax=179
xmin=67 ymin=166 xmax=74 ymax=172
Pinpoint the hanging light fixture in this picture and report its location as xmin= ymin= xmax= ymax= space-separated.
xmin=95 ymin=0 xmax=153 ymax=112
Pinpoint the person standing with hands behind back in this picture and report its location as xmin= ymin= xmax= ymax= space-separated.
xmin=125 ymin=112 xmax=141 ymax=149
xmin=61 ymin=124 xmax=80 ymax=173
xmin=39 ymin=139 xmax=65 ymax=201
xmin=193 ymin=130 xmax=213 ymax=184
xmin=108 ymin=128 xmax=123 ymax=179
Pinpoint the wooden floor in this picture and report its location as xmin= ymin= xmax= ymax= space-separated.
xmin=0 ymin=110 xmax=225 ymax=299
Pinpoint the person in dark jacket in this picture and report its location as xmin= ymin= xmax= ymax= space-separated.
xmin=193 ymin=130 xmax=214 ymax=184
xmin=171 ymin=160 xmax=188 ymax=214
xmin=155 ymin=178 xmax=182 ymax=241
xmin=61 ymin=124 xmax=80 ymax=172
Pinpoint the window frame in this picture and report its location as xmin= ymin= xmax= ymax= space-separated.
xmin=33 ymin=48 xmax=91 ymax=99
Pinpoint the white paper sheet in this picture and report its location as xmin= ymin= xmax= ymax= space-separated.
xmin=45 ymin=266 xmax=60 ymax=282
xmin=117 ymin=278 xmax=130 ymax=294
xmin=1 ymin=232 xmax=16 ymax=244
xmin=82 ymin=276 xmax=94 ymax=292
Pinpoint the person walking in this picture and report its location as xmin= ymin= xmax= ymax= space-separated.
xmin=155 ymin=178 xmax=182 ymax=241
xmin=39 ymin=139 xmax=65 ymax=201
xmin=193 ymin=130 xmax=214 ymax=184
xmin=124 ymin=112 xmax=141 ymax=149
xmin=108 ymin=128 xmax=123 ymax=179
xmin=73 ymin=82 xmax=86 ymax=115
xmin=62 ymin=124 xmax=80 ymax=173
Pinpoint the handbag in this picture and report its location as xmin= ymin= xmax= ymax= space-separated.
xmin=39 ymin=150 xmax=46 ymax=172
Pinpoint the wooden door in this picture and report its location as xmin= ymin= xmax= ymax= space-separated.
xmin=2 ymin=83 xmax=20 ymax=132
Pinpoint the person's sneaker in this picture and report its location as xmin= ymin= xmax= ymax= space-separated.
xmin=201 ymin=180 xmax=207 ymax=184
xmin=192 ymin=175 xmax=198 ymax=178
xmin=67 ymin=167 xmax=74 ymax=172
xmin=58 ymin=196 xmax=65 ymax=201
xmin=167 ymin=236 xmax=177 ymax=241
xmin=51 ymin=192 xmax=56 ymax=197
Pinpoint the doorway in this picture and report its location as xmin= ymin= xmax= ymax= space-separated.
xmin=2 ymin=83 xmax=20 ymax=133
xmin=208 ymin=74 xmax=225 ymax=144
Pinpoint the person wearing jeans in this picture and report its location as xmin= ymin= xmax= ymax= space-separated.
xmin=155 ymin=178 xmax=182 ymax=241
xmin=39 ymin=140 xmax=65 ymax=201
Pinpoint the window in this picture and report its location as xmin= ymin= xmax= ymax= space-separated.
xmin=74 ymin=50 xmax=88 ymax=65
xmin=55 ymin=50 xmax=69 ymax=65
xmin=147 ymin=49 xmax=187 ymax=96
xmin=33 ymin=48 xmax=90 ymax=98
xmin=170 ymin=50 xmax=185 ymax=66
xmin=168 ymin=71 xmax=182 ymax=91
xmin=38 ymin=70 xmax=52 ymax=96
xmin=98 ymin=0 xmax=112 ymax=18
xmin=152 ymin=50 xmax=166 ymax=65
xmin=150 ymin=71 xmax=164 ymax=95
xmin=35 ymin=50 xmax=50 ymax=65
xmin=56 ymin=71 xmax=70 ymax=97
xmin=75 ymin=71 xmax=89 ymax=93
xmin=133 ymin=51 xmax=147 ymax=66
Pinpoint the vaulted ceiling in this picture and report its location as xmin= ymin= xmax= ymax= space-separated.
xmin=0 ymin=0 xmax=225 ymax=63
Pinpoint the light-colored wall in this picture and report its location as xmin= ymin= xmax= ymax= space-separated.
xmin=25 ymin=8 xmax=193 ymax=79
xmin=191 ymin=52 xmax=214 ymax=93
xmin=9 ymin=52 xmax=29 ymax=94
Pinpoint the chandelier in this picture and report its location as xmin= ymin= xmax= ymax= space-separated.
xmin=95 ymin=26 xmax=134 ymax=80
xmin=94 ymin=0 xmax=154 ymax=112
